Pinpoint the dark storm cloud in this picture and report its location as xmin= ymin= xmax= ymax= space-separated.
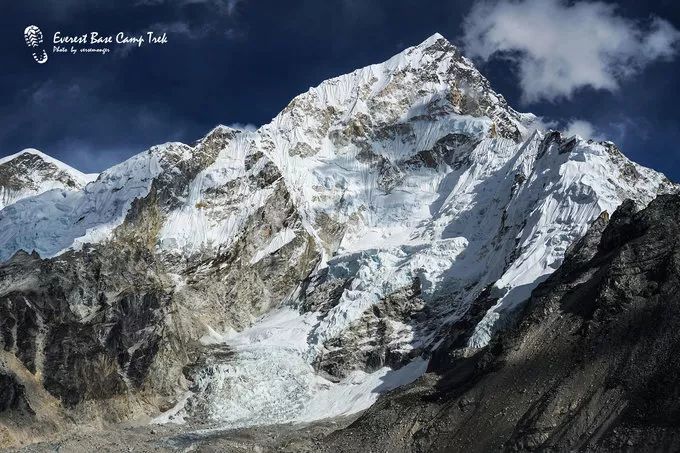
xmin=0 ymin=0 xmax=679 ymax=182
xmin=135 ymin=0 xmax=243 ymax=15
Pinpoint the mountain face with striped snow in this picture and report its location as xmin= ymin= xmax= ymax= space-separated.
xmin=0 ymin=149 xmax=96 ymax=210
xmin=0 ymin=33 xmax=676 ymax=441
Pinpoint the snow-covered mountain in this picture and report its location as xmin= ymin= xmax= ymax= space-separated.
xmin=317 ymin=194 xmax=680 ymax=452
xmin=0 ymin=33 xmax=676 ymax=440
xmin=0 ymin=148 xmax=96 ymax=210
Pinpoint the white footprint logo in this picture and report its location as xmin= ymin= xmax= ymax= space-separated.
xmin=24 ymin=25 xmax=48 ymax=64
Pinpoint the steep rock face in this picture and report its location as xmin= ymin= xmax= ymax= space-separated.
xmin=0 ymin=245 xmax=171 ymax=410
xmin=0 ymin=149 xmax=96 ymax=210
xmin=0 ymin=373 xmax=31 ymax=414
xmin=319 ymin=194 xmax=680 ymax=452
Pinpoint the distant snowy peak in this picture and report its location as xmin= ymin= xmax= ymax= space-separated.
xmin=268 ymin=32 xmax=534 ymax=144
xmin=0 ymin=131 xmax=241 ymax=261
xmin=0 ymin=148 xmax=96 ymax=187
xmin=0 ymin=148 xmax=97 ymax=210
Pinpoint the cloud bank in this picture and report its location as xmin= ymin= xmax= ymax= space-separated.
xmin=524 ymin=115 xmax=605 ymax=142
xmin=227 ymin=122 xmax=257 ymax=132
xmin=563 ymin=119 xmax=605 ymax=141
xmin=135 ymin=0 xmax=242 ymax=15
xmin=461 ymin=0 xmax=680 ymax=103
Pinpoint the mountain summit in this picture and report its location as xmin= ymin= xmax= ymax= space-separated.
xmin=0 ymin=34 xmax=676 ymax=447
xmin=0 ymin=148 xmax=96 ymax=210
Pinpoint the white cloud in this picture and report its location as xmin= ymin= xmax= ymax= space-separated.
xmin=461 ymin=0 xmax=680 ymax=103
xmin=132 ymin=0 xmax=245 ymax=40
xmin=228 ymin=122 xmax=257 ymax=132
xmin=563 ymin=119 xmax=605 ymax=141
xmin=522 ymin=115 xmax=606 ymax=141
xmin=524 ymin=115 xmax=558 ymax=134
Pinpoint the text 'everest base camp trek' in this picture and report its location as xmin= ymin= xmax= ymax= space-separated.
xmin=1 ymin=33 xmax=679 ymax=451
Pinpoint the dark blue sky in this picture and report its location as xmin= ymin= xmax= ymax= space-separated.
xmin=1 ymin=0 xmax=679 ymax=180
